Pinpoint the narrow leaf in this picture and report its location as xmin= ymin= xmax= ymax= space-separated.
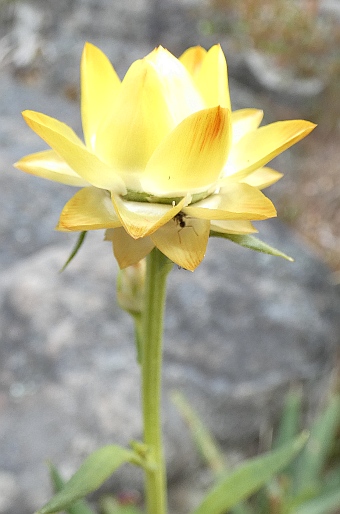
xmin=36 ymin=445 xmax=140 ymax=514
xmin=210 ymin=232 xmax=293 ymax=261
xmin=293 ymin=395 xmax=340 ymax=494
xmin=192 ymin=432 xmax=308 ymax=514
xmin=48 ymin=462 xmax=95 ymax=514
xmin=294 ymin=487 xmax=340 ymax=514
xmin=255 ymin=390 xmax=303 ymax=513
xmin=172 ymin=392 xmax=252 ymax=514
xmin=273 ymin=388 xmax=303 ymax=450
xmin=60 ymin=231 xmax=87 ymax=272
xmin=172 ymin=391 xmax=225 ymax=475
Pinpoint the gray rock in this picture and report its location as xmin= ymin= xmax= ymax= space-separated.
xmin=0 ymin=221 xmax=339 ymax=514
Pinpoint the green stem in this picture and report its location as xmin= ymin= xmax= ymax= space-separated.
xmin=142 ymin=248 xmax=172 ymax=514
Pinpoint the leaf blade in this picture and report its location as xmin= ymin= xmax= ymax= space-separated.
xmin=294 ymin=487 xmax=340 ymax=514
xmin=210 ymin=232 xmax=294 ymax=261
xmin=48 ymin=462 xmax=95 ymax=514
xmin=293 ymin=394 xmax=340 ymax=494
xmin=60 ymin=231 xmax=87 ymax=272
xmin=192 ymin=432 xmax=308 ymax=514
xmin=36 ymin=445 xmax=139 ymax=514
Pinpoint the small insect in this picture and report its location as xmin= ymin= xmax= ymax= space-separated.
xmin=173 ymin=211 xmax=198 ymax=241
xmin=174 ymin=211 xmax=187 ymax=229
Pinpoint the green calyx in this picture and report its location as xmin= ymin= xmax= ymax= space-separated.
xmin=122 ymin=189 xmax=212 ymax=205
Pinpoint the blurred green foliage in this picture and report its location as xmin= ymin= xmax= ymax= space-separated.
xmin=46 ymin=386 xmax=340 ymax=513
xmin=176 ymin=387 xmax=340 ymax=514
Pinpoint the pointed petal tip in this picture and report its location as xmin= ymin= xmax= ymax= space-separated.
xmin=82 ymin=41 xmax=104 ymax=58
xmin=286 ymin=119 xmax=317 ymax=138
xmin=21 ymin=110 xmax=49 ymax=127
xmin=22 ymin=109 xmax=32 ymax=119
xmin=22 ymin=109 xmax=41 ymax=119
xmin=83 ymin=41 xmax=94 ymax=50
xmin=299 ymin=120 xmax=317 ymax=133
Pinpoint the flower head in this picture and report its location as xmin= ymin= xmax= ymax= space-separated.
xmin=15 ymin=43 xmax=315 ymax=270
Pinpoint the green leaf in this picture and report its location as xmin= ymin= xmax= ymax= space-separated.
xmin=210 ymin=232 xmax=293 ymax=261
xmin=60 ymin=231 xmax=87 ymax=272
xmin=273 ymin=388 xmax=303 ymax=450
xmin=272 ymin=388 xmax=303 ymax=478
xmin=293 ymin=487 xmax=340 ymax=514
xmin=293 ymin=394 xmax=340 ymax=494
xmin=36 ymin=445 xmax=141 ymax=514
xmin=191 ymin=432 xmax=308 ymax=514
xmin=171 ymin=391 xmax=225 ymax=475
xmin=255 ymin=390 xmax=303 ymax=514
xmin=172 ymin=392 xmax=252 ymax=514
xmin=48 ymin=462 xmax=95 ymax=514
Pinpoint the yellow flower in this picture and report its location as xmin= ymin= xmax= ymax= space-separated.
xmin=15 ymin=43 xmax=315 ymax=271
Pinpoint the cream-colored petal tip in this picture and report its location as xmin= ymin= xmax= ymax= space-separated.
xmin=300 ymin=120 xmax=317 ymax=132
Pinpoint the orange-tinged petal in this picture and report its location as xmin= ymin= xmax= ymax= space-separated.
xmin=179 ymin=46 xmax=207 ymax=77
xmin=193 ymin=44 xmax=231 ymax=110
xmin=143 ymin=106 xmax=231 ymax=196
xmin=150 ymin=216 xmax=210 ymax=271
xmin=210 ymin=219 xmax=258 ymax=234
xmin=57 ymin=187 xmax=121 ymax=231
xmin=224 ymin=119 xmax=316 ymax=180
xmin=96 ymin=48 xmax=204 ymax=175
xmin=14 ymin=149 xmax=89 ymax=187
xmin=105 ymin=227 xmax=154 ymax=268
xmin=231 ymin=109 xmax=264 ymax=145
xmin=22 ymin=110 xmax=126 ymax=193
xmin=185 ymin=183 xmax=276 ymax=220
xmin=81 ymin=42 xmax=121 ymax=151
xmin=112 ymin=194 xmax=189 ymax=239
xmin=241 ymin=167 xmax=283 ymax=189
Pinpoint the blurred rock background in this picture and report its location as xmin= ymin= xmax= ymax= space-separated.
xmin=1 ymin=1 xmax=340 ymax=513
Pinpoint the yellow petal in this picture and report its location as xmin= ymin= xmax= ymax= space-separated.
xmin=81 ymin=42 xmax=121 ymax=151
xmin=105 ymin=227 xmax=154 ymax=268
xmin=193 ymin=44 xmax=231 ymax=110
xmin=145 ymin=46 xmax=204 ymax=119
xmin=210 ymin=219 xmax=258 ymax=234
xmin=22 ymin=110 xmax=126 ymax=193
xmin=185 ymin=183 xmax=276 ymax=220
xmin=143 ymin=107 xmax=231 ymax=196
xmin=179 ymin=46 xmax=207 ymax=77
xmin=112 ymin=194 xmax=189 ymax=239
xmin=150 ymin=216 xmax=210 ymax=271
xmin=96 ymin=48 xmax=204 ymax=176
xmin=57 ymin=187 xmax=121 ymax=231
xmin=241 ymin=167 xmax=283 ymax=189
xmin=225 ymin=119 xmax=316 ymax=180
xmin=14 ymin=149 xmax=89 ymax=187
xmin=231 ymin=109 xmax=264 ymax=145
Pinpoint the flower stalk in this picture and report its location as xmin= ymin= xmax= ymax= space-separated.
xmin=141 ymin=248 xmax=173 ymax=514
